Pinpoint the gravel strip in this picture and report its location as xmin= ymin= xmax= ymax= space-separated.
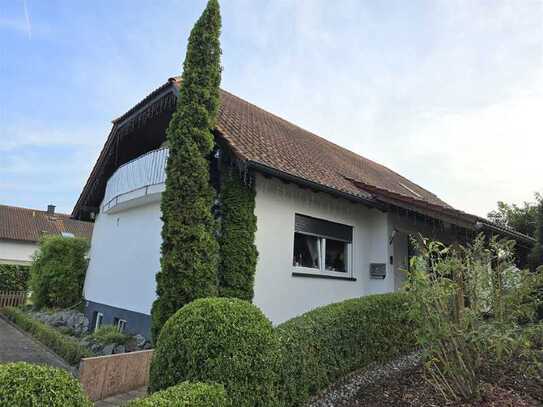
xmin=308 ymin=352 xmax=423 ymax=407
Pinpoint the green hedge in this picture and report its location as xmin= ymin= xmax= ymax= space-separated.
xmin=0 ymin=362 xmax=91 ymax=406
xmin=0 ymin=264 xmax=30 ymax=291
xmin=275 ymin=292 xmax=417 ymax=406
xmin=2 ymin=307 xmax=92 ymax=365
xmin=149 ymin=298 xmax=279 ymax=406
xmin=30 ymin=235 xmax=89 ymax=308
xmin=126 ymin=382 xmax=227 ymax=406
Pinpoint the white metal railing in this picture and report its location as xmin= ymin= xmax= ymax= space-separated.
xmin=102 ymin=148 xmax=169 ymax=210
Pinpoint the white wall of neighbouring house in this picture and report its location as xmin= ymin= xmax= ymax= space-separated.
xmin=253 ymin=174 xmax=396 ymax=325
xmin=0 ymin=240 xmax=38 ymax=265
xmin=83 ymin=200 xmax=163 ymax=315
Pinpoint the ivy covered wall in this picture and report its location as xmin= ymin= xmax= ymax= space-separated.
xmin=218 ymin=166 xmax=258 ymax=301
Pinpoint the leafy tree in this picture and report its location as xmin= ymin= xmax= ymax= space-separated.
xmin=218 ymin=169 xmax=258 ymax=300
xmin=487 ymin=193 xmax=541 ymax=238
xmin=29 ymin=235 xmax=89 ymax=309
xmin=151 ymin=0 xmax=222 ymax=341
xmin=529 ymin=201 xmax=543 ymax=270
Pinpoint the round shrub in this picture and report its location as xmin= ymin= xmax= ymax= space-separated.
xmin=126 ymin=381 xmax=227 ymax=406
xmin=149 ymin=298 xmax=279 ymax=406
xmin=0 ymin=362 xmax=91 ymax=406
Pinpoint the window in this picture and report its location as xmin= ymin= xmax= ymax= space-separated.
xmin=113 ymin=318 xmax=127 ymax=333
xmin=293 ymin=214 xmax=353 ymax=276
xmin=94 ymin=312 xmax=103 ymax=332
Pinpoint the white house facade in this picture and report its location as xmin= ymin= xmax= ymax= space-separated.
xmin=75 ymin=77 xmax=535 ymax=338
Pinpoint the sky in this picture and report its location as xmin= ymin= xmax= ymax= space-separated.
xmin=0 ymin=0 xmax=542 ymax=217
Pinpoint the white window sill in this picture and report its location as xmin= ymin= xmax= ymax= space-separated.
xmin=291 ymin=267 xmax=356 ymax=281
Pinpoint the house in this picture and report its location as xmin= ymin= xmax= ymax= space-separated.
xmin=0 ymin=204 xmax=93 ymax=266
xmin=73 ymin=77 xmax=534 ymax=338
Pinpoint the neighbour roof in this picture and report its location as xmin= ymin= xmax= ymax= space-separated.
xmin=0 ymin=204 xmax=93 ymax=243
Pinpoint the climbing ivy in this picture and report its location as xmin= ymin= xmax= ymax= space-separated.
xmin=151 ymin=0 xmax=222 ymax=341
xmin=218 ymin=168 xmax=258 ymax=301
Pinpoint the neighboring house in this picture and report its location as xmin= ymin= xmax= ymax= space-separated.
xmin=73 ymin=77 xmax=534 ymax=338
xmin=0 ymin=204 xmax=93 ymax=266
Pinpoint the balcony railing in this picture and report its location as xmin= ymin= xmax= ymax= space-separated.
xmin=102 ymin=148 xmax=169 ymax=212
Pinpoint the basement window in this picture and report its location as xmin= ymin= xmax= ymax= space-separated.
xmin=114 ymin=318 xmax=127 ymax=333
xmin=293 ymin=214 xmax=353 ymax=277
xmin=93 ymin=312 xmax=103 ymax=332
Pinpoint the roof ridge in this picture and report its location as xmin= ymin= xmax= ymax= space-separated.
xmin=0 ymin=204 xmax=72 ymax=218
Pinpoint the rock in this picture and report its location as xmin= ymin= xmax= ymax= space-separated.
xmin=102 ymin=344 xmax=115 ymax=355
xmin=114 ymin=345 xmax=126 ymax=354
xmin=143 ymin=342 xmax=152 ymax=350
xmin=134 ymin=334 xmax=146 ymax=348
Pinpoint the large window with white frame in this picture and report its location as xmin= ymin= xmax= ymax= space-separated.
xmin=293 ymin=214 xmax=353 ymax=276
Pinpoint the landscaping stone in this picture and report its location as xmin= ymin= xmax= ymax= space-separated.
xmin=102 ymin=344 xmax=115 ymax=355
xmin=309 ymin=351 xmax=423 ymax=407
xmin=113 ymin=345 xmax=125 ymax=354
xmin=31 ymin=309 xmax=90 ymax=336
xmin=134 ymin=334 xmax=146 ymax=348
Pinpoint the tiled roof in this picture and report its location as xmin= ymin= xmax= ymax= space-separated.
xmin=0 ymin=204 xmax=93 ymax=243
xmin=212 ymin=84 xmax=450 ymax=208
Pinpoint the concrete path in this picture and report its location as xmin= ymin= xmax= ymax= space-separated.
xmin=94 ymin=387 xmax=147 ymax=406
xmin=0 ymin=315 xmax=71 ymax=371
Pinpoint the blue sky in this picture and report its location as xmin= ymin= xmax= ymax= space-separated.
xmin=1 ymin=0 xmax=542 ymax=216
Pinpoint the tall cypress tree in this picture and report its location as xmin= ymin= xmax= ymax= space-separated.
xmin=151 ymin=0 xmax=222 ymax=341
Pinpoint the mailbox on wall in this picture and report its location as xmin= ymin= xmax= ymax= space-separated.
xmin=370 ymin=263 xmax=386 ymax=279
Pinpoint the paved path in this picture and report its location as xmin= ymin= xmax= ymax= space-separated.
xmin=0 ymin=315 xmax=71 ymax=371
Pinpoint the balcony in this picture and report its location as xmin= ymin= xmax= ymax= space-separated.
xmin=102 ymin=148 xmax=169 ymax=213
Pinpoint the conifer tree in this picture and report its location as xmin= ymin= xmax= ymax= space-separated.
xmin=151 ymin=0 xmax=222 ymax=341
xmin=218 ymin=169 xmax=258 ymax=300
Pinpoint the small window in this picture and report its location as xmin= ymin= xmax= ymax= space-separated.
xmin=116 ymin=319 xmax=127 ymax=333
xmin=94 ymin=312 xmax=103 ymax=331
xmin=293 ymin=214 xmax=353 ymax=275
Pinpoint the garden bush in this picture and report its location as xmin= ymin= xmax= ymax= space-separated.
xmin=149 ymin=298 xmax=279 ymax=406
xmin=88 ymin=325 xmax=131 ymax=346
xmin=30 ymin=235 xmax=89 ymax=308
xmin=275 ymin=292 xmax=417 ymax=406
xmin=0 ymin=264 xmax=30 ymax=291
xmin=0 ymin=362 xmax=91 ymax=406
xmin=2 ymin=307 xmax=92 ymax=365
xmin=126 ymin=382 xmax=227 ymax=406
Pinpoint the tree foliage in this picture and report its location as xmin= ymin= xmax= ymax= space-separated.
xmin=151 ymin=0 xmax=222 ymax=341
xmin=0 ymin=264 xmax=30 ymax=291
xmin=529 ymin=201 xmax=543 ymax=269
xmin=487 ymin=194 xmax=541 ymax=238
xmin=29 ymin=235 xmax=89 ymax=309
xmin=218 ymin=169 xmax=258 ymax=300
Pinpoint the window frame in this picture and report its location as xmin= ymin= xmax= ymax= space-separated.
xmin=292 ymin=215 xmax=354 ymax=279
xmin=94 ymin=312 xmax=104 ymax=332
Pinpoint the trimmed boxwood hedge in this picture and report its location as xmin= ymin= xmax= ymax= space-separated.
xmin=149 ymin=298 xmax=279 ymax=406
xmin=275 ymin=292 xmax=417 ymax=406
xmin=126 ymin=382 xmax=227 ymax=406
xmin=2 ymin=307 xmax=92 ymax=365
xmin=0 ymin=362 xmax=91 ymax=406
